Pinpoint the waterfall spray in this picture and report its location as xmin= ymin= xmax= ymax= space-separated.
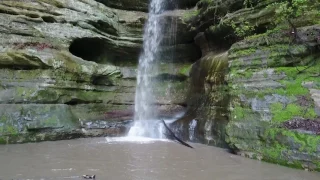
xmin=128 ymin=0 xmax=167 ymax=138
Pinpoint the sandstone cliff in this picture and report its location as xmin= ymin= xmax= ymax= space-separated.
xmin=179 ymin=0 xmax=320 ymax=171
xmin=1 ymin=0 xmax=320 ymax=171
xmin=0 ymin=0 xmax=200 ymax=143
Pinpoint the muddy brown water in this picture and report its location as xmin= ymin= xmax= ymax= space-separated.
xmin=0 ymin=137 xmax=319 ymax=180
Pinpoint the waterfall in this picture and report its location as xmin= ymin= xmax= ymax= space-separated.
xmin=128 ymin=0 xmax=168 ymax=138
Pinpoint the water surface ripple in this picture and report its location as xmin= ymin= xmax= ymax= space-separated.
xmin=0 ymin=137 xmax=319 ymax=180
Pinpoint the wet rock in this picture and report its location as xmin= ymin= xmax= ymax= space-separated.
xmin=180 ymin=0 xmax=320 ymax=171
xmin=283 ymin=118 xmax=320 ymax=134
xmin=194 ymin=32 xmax=210 ymax=56
xmin=80 ymin=119 xmax=133 ymax=137
xmin=281 ymin=150 xmax=319 ymax=171
xmin=225 ymin=28 xmax=320 ymax=170
xmin=172 ymin=52 xmax=230 ymax=147
xmin=225 ymin=24 xmax=320 ymax=171
xmin=310 ymin=89 xmax=320 ymax=116
xmin=94 ymin=0 xmax=200 ymax=12
xmin=0 ymin=0 xmax=196 ymax=144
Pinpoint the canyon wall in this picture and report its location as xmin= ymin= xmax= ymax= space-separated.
xmin=1 ymin=0 xmax=320 ymax=171
xmin=0 ymin=0 xmax=200 ymax=143
xmin=180 ymin=0 xmax=320 ymax=171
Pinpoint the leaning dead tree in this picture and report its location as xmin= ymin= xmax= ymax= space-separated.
xmin=161 ymin=120 xmax=194 ymax=149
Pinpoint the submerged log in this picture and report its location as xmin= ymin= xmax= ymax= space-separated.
xmin=83 ymin=175 xmax=96 ymax=179
xmin=161 ymin=120 xmax=194 ymax=149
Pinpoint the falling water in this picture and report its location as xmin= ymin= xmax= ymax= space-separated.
xmin=128 ymin=0 xmax=167 ymax=138
xmin=189 ymin=119 xmax=197 ymax=141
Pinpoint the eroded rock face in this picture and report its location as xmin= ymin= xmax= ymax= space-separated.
xmin=187 ymin=52 xmax=230 ymax=147
xmin=176 ymin=0 xmax=320 ymax=171
xmin=94 ymin=0 xmax=200 ymax=12
xmin=0 ymin=0 xmax=200 ymax=144
xmin=226 ymin=24 xmax=320 ymax=171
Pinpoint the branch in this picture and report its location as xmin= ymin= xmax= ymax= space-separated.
xmin=161 ymin=120 xmax=194 ymax=149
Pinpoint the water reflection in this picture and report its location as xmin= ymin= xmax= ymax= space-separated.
xmin=0 ymin=138 xmax=319 ymax=180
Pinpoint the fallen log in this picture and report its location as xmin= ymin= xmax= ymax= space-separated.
xmin=83 ymin=175 xmax=96 ymax=179
xmin=161 ymin=120 xmax=194 ymax=149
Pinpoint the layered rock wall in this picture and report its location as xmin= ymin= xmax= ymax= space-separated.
xmin=0 ymin=0 xmax=200 ymax=143
xmin=227 ymin=24 xmax=320 ymax=170
xmin=177 ymin=0 xmax=320 ymax=171
xmin=2 ymin=0 xmax=320 ymax=171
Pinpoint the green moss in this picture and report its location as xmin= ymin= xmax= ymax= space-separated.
xmin=262 ymin=44 xmax=307 ymax=56
xmin=267 ymin=128 xmax=320 ymax=153
xmin=230 ymin=69 xmax=254 ymax=79
xmin=15 ymin=87 xmax=38 ymax=100
xmin=262 ymin=143 xmax=286 ymax=161
xmin=271 ymin=103 xmax=302 ymax=122
xmin=6 ymin=126 xmax=18 ymax=135
xmin=230 ymin=103 xmax=262 ymax=122
xmin=182 ymin=9 xmax=199 ymax=22
xmin=304 ymin=134 xmax=320 ymax=153
xmin=0 ymin=125 xmax=19 ymax=136
xmin=305 ymin=108 xmax=318 ymax=118
xmin=229 ymin=48 xmax=256 ymax=58
xmin=224 ymin=1 xmax=320 ymax=170
xmin=230 ymin=44 xmax=311 ymax=69
xmin=76 ymin=91 xmax=103 ymax=102
xmin=233 ymin=106 xmax=246 ymax=120
xmin=0 ymin=137 xmax=6 ymax=144
xmin=178 ymin=64 xmax=192 ymax=76
xmin=0 ymin=115 xmax=6 ymax=123
xmin=32 ymin=89 xmax=60 ymax=102
xmin=228 ymin=119 xmax=320 ymax=170
xmin=274 ymin=57 xmax=320 ymax=96
xmin=230 ymin=55 xmax=320 ymax=100
xmin=266 ymin=127 xmax=277 ymax=139
xmin=260 ymin=128 xmax=320 ymax=169
xmin=43 ymin=116 xmax=59 ymax=127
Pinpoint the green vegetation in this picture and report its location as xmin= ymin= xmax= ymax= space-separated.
xmin=226 ymin=6 xmax=320 ymax=167
xmin=270 ymin=0 xmax=316 ymax=24
xmin=182 ymin=9 xmax=199 ymax=22
xmin=231 ymin=20 xmax=256 ymax=38
xmin=266 ymin=128 xmax=320 ymax=154
xmin=0 ymin=136 xmax=7 ymax=144
xmin=178 ymin=64 xmax=192 ymax=76
xmin=275 ymin=57 xmax=320 ymax=95
xmin=233 ymin=106 xmax=246 ymax=120
xmin=270 ymin=103 xmax=316 ymax=123
xmin=0 ymin=125 xmax=19 ymax=136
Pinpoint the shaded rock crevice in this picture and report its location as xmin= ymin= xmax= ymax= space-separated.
xmin=94 ymin=0 xmax=200 ymax=12
xmin=69 ymin=37 xmax=108 ymax=63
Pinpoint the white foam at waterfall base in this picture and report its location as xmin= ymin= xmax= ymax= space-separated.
xmin=105 ymin=136 xmax=170 ymax=144
xmin=128 ymin=120 xmax=165 ymax=139
xmin=127 ymin=0 xmax=168 ymax=139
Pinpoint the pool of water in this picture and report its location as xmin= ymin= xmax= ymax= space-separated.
xmin=0 ymin=137 xmax=319 ymax=180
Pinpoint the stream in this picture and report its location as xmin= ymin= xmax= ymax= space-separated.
xmin=0 ymin=137 xmax=319 ymax=180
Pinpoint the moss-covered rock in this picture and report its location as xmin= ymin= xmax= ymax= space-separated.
xmin=0 ymin=104 xmax=79 ymax=143
xmin=172 ymin=52 xmax=230 ymax=147
xmin=225 ymin=23 xmax=320 ymax=170
xmin=179 ymin=0 xmax=320 ymax=171
xmin=0 ymin=0 xmax=198 ymax=144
